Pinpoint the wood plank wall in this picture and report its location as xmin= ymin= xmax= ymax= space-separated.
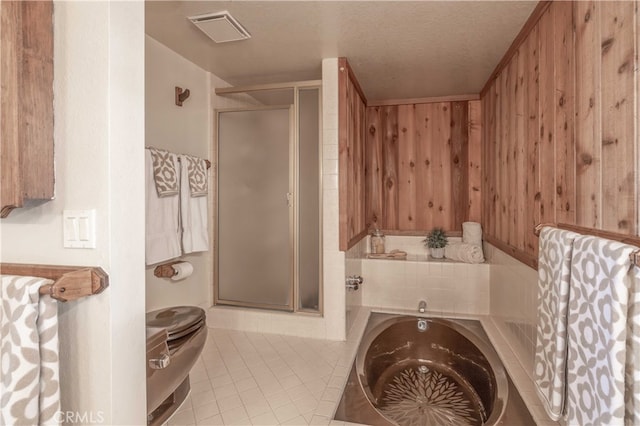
xmin=338 ymin=58 xmax=368 ymax=250
xmin=364 ymin=101 xmax=481 ymax=234
xmin=480 ymin=0 xmax=639 ymax=268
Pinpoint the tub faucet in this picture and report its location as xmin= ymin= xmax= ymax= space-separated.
xmin=418 ymin=300 xmax=427 ymax=313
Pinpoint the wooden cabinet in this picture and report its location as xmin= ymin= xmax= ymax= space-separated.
xmin=1 ymin=1 xmax=54 ymax=218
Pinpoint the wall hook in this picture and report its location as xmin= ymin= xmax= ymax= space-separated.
xmin=175 ymin=86 xmax=190 ymax=106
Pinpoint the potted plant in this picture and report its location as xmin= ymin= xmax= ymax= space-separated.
xmin=423 ymin=227 xmax=448 ymax=259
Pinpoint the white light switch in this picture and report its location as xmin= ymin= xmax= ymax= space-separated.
xmin=63 ymin=210 xmax=96 ymax=249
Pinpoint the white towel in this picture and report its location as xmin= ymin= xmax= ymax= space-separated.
xmin=179 ymin=155 xmax=209 ymax=254
xmin=1 ymin=275 xmax=60 ymax=426
xmin=462 ymin=221 xmax=483 ymax=246
xmin=565 ymin=235 xmax=636 ymax=425
xmin=533 ymin=227 xmax=579 ymax=420
xmin=146 ymin=149 xmax=181 ymax=265
xmin=444 ymin=242 xmax=484 ymax=263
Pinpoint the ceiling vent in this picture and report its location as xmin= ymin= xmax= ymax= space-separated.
xmin=188 ymin=11 xmax=251 ymax=44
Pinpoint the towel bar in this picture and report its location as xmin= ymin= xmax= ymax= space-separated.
xmin=534 ymin=223 xmax=640 ymax=267
xmin=1 ymin=263 xmax=109 ymax=302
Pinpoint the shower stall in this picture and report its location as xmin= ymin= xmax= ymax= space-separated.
xmin=215 ymin=83 xmax=322 ymax=313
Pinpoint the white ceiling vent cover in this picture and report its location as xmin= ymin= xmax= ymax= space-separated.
xmin=188 ymin=11 xmax=251 ymax=44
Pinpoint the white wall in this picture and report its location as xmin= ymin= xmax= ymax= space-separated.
xmin=0 ymin=2 xmax=146 ymax=424
xmin=145 ymin=35 xmax=213 ymax=310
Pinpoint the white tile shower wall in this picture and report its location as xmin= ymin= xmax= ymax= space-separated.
xmin=345 ymin=237 xmax=367 ymax=332
xmin=207 ymin=58 xmax=346 ymax=341
xmin=484 ymin=242 xmax=538 ymax=377
xmin=361 ymin=257 xmax=490 ymax=315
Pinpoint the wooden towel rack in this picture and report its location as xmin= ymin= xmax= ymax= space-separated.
xmin=0 ymin=263 xmax=109 ymax=302
xmin=534 ymin=223 xmax=640 ymax=267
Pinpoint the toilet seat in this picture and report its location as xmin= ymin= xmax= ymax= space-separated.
xmin=146 ymin=306 xmax=206 ymax=344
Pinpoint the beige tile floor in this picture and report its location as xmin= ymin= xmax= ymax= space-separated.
xmin=167 ymin=327 xmax=361 ymax=426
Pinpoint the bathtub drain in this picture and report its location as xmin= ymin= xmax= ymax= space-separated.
xmin=376 ymin=364 xmax=485 ymax=426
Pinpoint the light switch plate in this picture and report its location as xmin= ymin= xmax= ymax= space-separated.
xmin=63 ymin=209 xmax=96 ymax=248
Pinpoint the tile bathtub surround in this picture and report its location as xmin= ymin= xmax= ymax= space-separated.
xmin=484 ymin=242 xmax=538 ymax=376
xmin=170 ymin=307 xmax=555 ymax=426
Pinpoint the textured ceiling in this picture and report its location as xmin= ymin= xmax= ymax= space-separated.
xmin=145 ymin=1 xmax=537 ymax=101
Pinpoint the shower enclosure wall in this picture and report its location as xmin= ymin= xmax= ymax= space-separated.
xmin=215 ymin=83 xmax=322 ymax=313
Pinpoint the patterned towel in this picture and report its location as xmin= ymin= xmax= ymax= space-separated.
xmin=534 ymin=227 xmax=579 ymax=420
xmin=148 ymin=147 xmax=179 ymax=197
xmin=183 ymin=155 xmax=208 ymax=197
xmin=626 ymin=261 xmax=640 ymax=424
xmin=566 ymin=236 xmax=637 ymax=425
xmin=1 ymin=275 xmax=60 ymax=426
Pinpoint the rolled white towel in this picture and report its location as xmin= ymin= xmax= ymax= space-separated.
xmin=445 ymin=242 xmax=485 ymax=264
xmin=462 ymin=221 xmax=483 ymax=246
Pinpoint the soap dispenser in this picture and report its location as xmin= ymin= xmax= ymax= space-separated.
xmin=371 ymin=228 xmax=386 ymax=254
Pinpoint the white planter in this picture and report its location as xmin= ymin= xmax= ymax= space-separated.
xmin=430 ymin=247 xmax=444 ymax=259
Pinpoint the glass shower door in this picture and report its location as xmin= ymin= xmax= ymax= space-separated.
xmin=216 ymin=107 xmax=293 ymax=310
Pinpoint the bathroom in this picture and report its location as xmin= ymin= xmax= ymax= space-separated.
xmin=1 ymin=1 xmax=639 ymax=425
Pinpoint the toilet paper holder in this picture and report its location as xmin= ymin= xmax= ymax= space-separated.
xmin=153 ymin=261 xmax=185 ymax=279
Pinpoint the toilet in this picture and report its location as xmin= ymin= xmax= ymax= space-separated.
xmin=146 ymin=306 xmax=207 ymax=425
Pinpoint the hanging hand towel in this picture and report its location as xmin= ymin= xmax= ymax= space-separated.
xmin=148 ymin=147 xmax=179 ymax=197
xmin=444 ymin=242 xmax=484 ymax=263
xmin=565 ymin=235 xmax=636 ymax=425
xmin=179 ymin=155 xmax=209 ymax=253
xmin=533 ymin=227 xmax=578 ymax=420
xmin=183 ymin=155 xmax=208 ymax=197
xmin=146 ymin=149 xmax=181 ymax=265
xmin=1 ymin=275 xmax=60 ymax=426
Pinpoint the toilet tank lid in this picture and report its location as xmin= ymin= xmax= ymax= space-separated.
xmin=146 ymin=306 xmax=206 ymax=337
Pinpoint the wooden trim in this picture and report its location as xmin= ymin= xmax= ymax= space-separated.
xmin=368 ymin=94 xmax=480 ymax=107
xmin=339 ymin=57 xmax=368 ymax=105
xmin=534 ymin=223 xmax=640 ymax=247
xmin=480 ymin=1 xmax=552 ymax=97
xmin=214 ymin=80 xmax=322 ymax=95
xmin=338 ymin=58 xmax=349 ymax=251
xmin=378 ymin=230 xmax=463 ymax=237
xmin=0 ymin=263 xmax=109 ymax=302
xmin=346 ymin=229 xmax=369 ymax=251
xmin=484 ymin=235 xmax=538 ymax=270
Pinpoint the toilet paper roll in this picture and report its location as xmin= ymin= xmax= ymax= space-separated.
xmin=171 ymin=262 xmax=193 ymax=281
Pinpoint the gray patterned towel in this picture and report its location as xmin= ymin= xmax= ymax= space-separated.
xmin=566 ymin=236 xmax=637 ymax=426
xmin=148 ymin=147 xmax=179 ymax=197
xmin=626 ymin=261 xmax=640 ymax=424
xmin=534 ymin=227 xmax=579 ymax=420
xmin=1 ymin=275 xmax=60 ymax=426
xmin=183 ymin=154 xmax=208 ymax=197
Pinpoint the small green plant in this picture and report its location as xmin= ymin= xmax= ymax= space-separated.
xmin=423 ymin=227 xmax=448 ymax=249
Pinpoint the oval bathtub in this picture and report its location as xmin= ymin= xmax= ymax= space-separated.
xmin=340 ymin=315 xmax=510 ymax=426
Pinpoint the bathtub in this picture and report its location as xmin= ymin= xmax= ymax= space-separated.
xmin=335 ymin=313 xmax=534 ymax=426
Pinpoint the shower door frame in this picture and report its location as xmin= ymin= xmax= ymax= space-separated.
xmin=214 ymin=105 xmax=296 ymax=311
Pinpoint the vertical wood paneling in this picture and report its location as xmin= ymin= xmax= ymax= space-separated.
xmin=480 ymin=0 xmax=640 ymax=268
xmin=415 ymin=103 xmax=434 ymax=230
xmin=525 ymin=24 xmax=540 ymax=254
xmin=433 ymin=103 xmax=453 ymax=229
xmin=451 ymin=101 xmax=469 ymax=229
xmin=398 ymin=104 xmax=417 ymax=229
xmin=515 ymin=45 xmax=527 ymax=251
xmin=553 ymin=1 xmax=576 ymax=225
xmin=600 ymin=1 xmax=637 ymax=234
xmin=538 ymin=7 xmax=556 ymax=226
xmin=575 ymin=1 xmax=601 ymax=229
xmin=381 ymin=105 xmax=400 ymax=230
xmin=338 ymin=58 xmax=367 ymax=250
xmin=365 ymin=107 xmax=382 ymax=228
xmin=468 ymin=100 xmax=482 ymax=223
